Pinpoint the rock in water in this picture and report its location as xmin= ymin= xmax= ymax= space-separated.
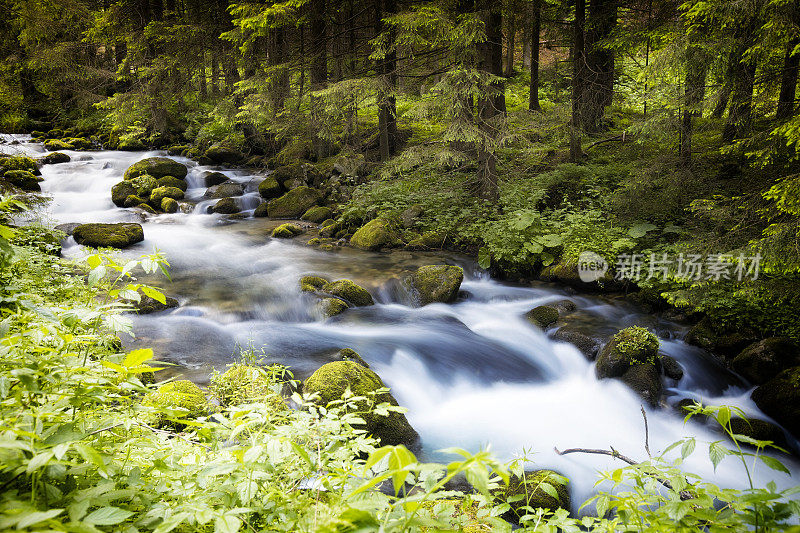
xmin=300 ymin=275 xmax=329 ymax=292
xmin=322 ymin=279 xmax=374 ymax=306
xmin=502 ymin=470 xmax=570 ymax=523
xmin=301 ymin=206 xmax=333 ymax=223
xmin=205 ymin=181 xmax=244 ymax=199
xmin=212 ymin=197 xmax=239 ymax=214
xmin=595 ymin=326 xmax=659 ymax=379
xmin=303 ymin=361 xmax=419 ymax=447
xmin=258 ymin=176 xmax=282 ymax=199
xmin=620 ymin=364 xmax=663 ymax=406
xmin=133 ymin=293 xmax=179 ymax=314
xmin=111 ymin=180 xmax=137 ymax=207
xmin=267 ymin=186 xmax=321 ymax=218
xmin=272 ymin=223 xmax=305 ymax=238
xmin=149 ymin=186 xmax=184 ymax=206
xmin=731 ymin=338 xmax=800 ymax=385
xmin=525 ymin=305 xmax=559 ymax=328
xmin=350 ymin=218 xmax=401 ymax=250
xmin=316 ymin=298 xmax=349 ymax=318
xmin=551 ymin=328 xmax=600 ymax=359
xmin=124 ymin=157 xmax=188 ymax=180
xmin=751 ymin=366 xmax=800 ymax=438
xmin=204 ymin=142 xmax=244 ymax=164
xmin=73 ymin=223 xmax=144 ymax=249
xmin=409 ymin=265 xmax=464 ymax=305
xmin=40 ymin=152 xmax=71 ymax=165
xmin=203 ymin=171 xmax=228 ymax=187
xmin=2 ymin=170 xmax=42 ymax=191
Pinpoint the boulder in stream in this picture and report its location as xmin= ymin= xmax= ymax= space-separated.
xmin=205 ymin=181 xmax=244 ymax=199
xmin=501 ymin=470 xmax=570 ymax=523
xmin=204 ymin=142 xmax=244 ymax=164
xmin=157 ymin=175 xmax=188 ymax=192
xmin=301 ymin=206 xmax=333 ymax=224
xmin=253 ymin=202 xmax=269 ymax=217
xmin=149 ymin=186 xmax=184 ymax=206
xmin=408 ymin=265 xmax=463 ymax=305
xmin=551 ymin=327 xmax=600 ymax=359
xmin=132 ymin=292 xmax=179 ymax=314
xmin=124 ymin=157 xmax=188 ymax=180
xmin=130 ymin=174 xmax=158 ymax=197
xmin=731 ymin=338 xmax=800 ymax=385
xmin=40 ymin=152 xmax=71 ymax=165
xmin=267 ymin=186 xmax=321 ymax=218
xmin=258 ymin=176 xmax=282 ymax=199
xmin=43 ymin=139 xmax=74 ymax=151
xmin=212 ymin=197 xmax=239 ymax=214
xmin=303 ymin=361 xmax=419 ymax=447
xmin=112 ymin=180 xmax=137 ymax=207
xmin=73 ymin=223 xmax=144 ymax=249
xmin=525 ymin=305 xmax=559 ymax=328
xmin=300 ymin=275 xmax=329 ymax=292
xmin=142 ymin=380 xmax=210 ymax=429
xmin=751 ymin=366 xmax=800 ymax=437
xmin=620 ymin=364 xmax=663 ymax=406
xmin=203 ymin=171 xmax=228 ymax=187
xmin=350 ymin=217 xmax=401 ymax=251
xmin=595 ymin=326 xmax=659 ymax=379
xmin=272 ymin=223 xmax=304 ymax=238
xmin=161 ymin=197 xmax=179 ymax=213
xmin=322 ymin=279 xmax=374 ymax=306
xmin=2 ymin=170 xmax=42 ymax=191
xmin=317 ymin=298 xmax=349 ymax=318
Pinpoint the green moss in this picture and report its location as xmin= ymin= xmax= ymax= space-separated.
xmin=253 ymin=202 xmax=269 ymax=217
xmin=111 ymin=180 xmax=137 ymax=207
xmin=407 ymin=231 xmax=443 ymax=249
xmin=300 ymin=275 xmax=329 ymax=292
xmin=212 ymin=198 xmax=239 ymax=214
xmin=0 ymin=155 xmax=38 ymax=173
xmin=409 ymin=265 xmax=464 ymax=305
xmin=258 ymin=177 xmax=282 ymax=199
xmin=337 ymin=348 xmax=368 ymax=367
xmin=322 ymin=279 xmax=374 ymax=306
xmin=130 ymin=174 xmax=158 ymax=197
xmin=301 ymin=206 xmax=334 ymax=223
xmin=620 ymin=364 xmax=662 ymax=406
xmin=2 ymin=170 xmax=42 ymax=191
xmin=64 ymin=137 xmax=91 ymax=150
xmin=504 ymin=470 xmax=570 ymax=518
xmin=209 ymin=364 xmax=288 ymax=409
xmin=595 ymin=326 xmax=659 ymax=378
xmin=72 ymin=223 xmax=144 ymax=249
xmin=317 ymin=298 xmax=349 ymax=317
xmin=40 ymin=152 xmax=70 ymax=165
xmin=525 ymin=305 xmax=559 ymax=328
xmin=142 ymin=380 xmax=210 ymax=428
xmin=43 ymin=139 xmax=74 ymax=151
xmin=205 ymin=142 xmax=244 ymax=164
xmin=161 ymin=197 xmax=179 ymax=213
xmin=350 ymin=218 xmax=401 ymax=251
xmin=206 ymin=182 xmax=244 ymax=199
xmin=267 ymin=186 xmax=321 ymax=218
xmin=149 ymin=186 xmax=184 ymax=206
xmin=157 ymin=175 xmax=188 ymax=192
xmin=303 ymin=361 xmax=419 ymax=446
xmin=124 ymin=157 xmax=188 ymax=180
xmin=118 ymin=138 xmax=146 ymax=151
xmin=272 ymin=223 xmax=304 ymax=238
xmin=123 ymin=195 xmax=147 ymax=208
xmin=137 ymin=203 xmax=158 ymax=214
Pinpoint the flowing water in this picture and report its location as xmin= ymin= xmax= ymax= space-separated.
xmin=3 ymin=134 xmax=799 ymax=508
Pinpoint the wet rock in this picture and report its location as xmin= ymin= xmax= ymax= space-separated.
xmin=117 ymin=138 xmax=146 ymax=151
xmin=137 ymin=203 xmax=158 ymax=215
xmin=731 ymin=338 xmax=800 ymax=385
xmin=212 ymin=197 xmax=239 ymax=214
xmin=167 ymin=145 xmax=189 ymax=156
xmin=130 ymin=174 xmax=158 ymax=197
xmin=550 ymin=299 xmax=577 ymax=314
xmin=253 ymin=202 xmax=268 ymax=217
xmin=54 ymin=222 xmax=81 ymax=236
xmin=551 ymin=328 xmax=600 ymax=359
xmin=124 ymin=157 xmax=188 ymax=180
xmin=751 ymin=366 xmax=800 ymax=437
xmin=205 ymin=142 xmax=244 ymax=164
xmin=267 ymin=186 xmax=321 ymax=218
xmin=525 ymin=305 xmax=559 ymax=328
xmin=300 ymin=275 xmax=329 ymax=292
xmin=157 ymin=175 xmax=188 ymax=192
xmin=350 ymin=218 xmax=401 ymax=251
xmin=322 ymin=279 xmax=374 ymax=306
xmin=409 ymin=265 xmax=463 ymax=305
xmin=203 ymin=171 xmax=228 ymax=187
xmin=685 ymin=317 xmax=756 ymax=359
xmin=400 ymin=204 xmax=423 ymax=228
xmin=64 ymin=137 xmax=91 ymax=150
xmin=205 ymin=181 xmax=244 ymax=199
xmin=258 ymin=176 xmax=282 ymax=198
xmin=271 ymin=223 xmax=304 ymax=238
xmin=43 ymin=139 xmax=74 ymax=151
xmin=406 ymin=231 xmax=443 ymax=249
xmin=660 ymin=355 xmax=684 ymax=380
xmin=142 ymin=380 xmax=210 ymax=429
xmin=502 ymin=470 xmax=570 ymax=523
xmin=2 ymin=170 xmax=42 ymax=191
xmin=73 ymin=222 xmax=144 ymax=249
xmin=40 ymin=152 xmax=70 ymax=165
xmin=319 ymin=219 xmax=339 ymax=237
xmin=303 ymin=361 xmax=419 ymax=447
xmin=0 ymin=156 xmax=39 ymax=175
xmin=317 ymin=298 xmax=349 ymax=318
xmin=621 ymin=364 xmax=663 ymax=406
xmin=133 ymin=293 xmax=179 ymax=314
xmin=539 ymin=259 xmax=624 ymax=292
xmin=596 ymin=326 xmax=660 ymax=379
xmin=729 ymin=417 xmax=787 ymax=449
xmin=301 ymin=206 xmax=333 ymax=223
xmin=123 ymin=195 xmax=147 ymax=208
xmin=161 ymin=197 xmax=179 ymax=213
xmin=209 ymin=365 xmax=289 ymax=409
xmin=111 ymin=180 xmax=137 ymax=207
xmin=149 ymin=186 xmax=184 ymax=206
xmin=337 ymin=348 xmax=368 ymax=367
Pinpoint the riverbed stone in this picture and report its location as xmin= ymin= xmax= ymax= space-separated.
xmin=157 ymin=175 xmax=188 ymax=192
xmin=3 ymin=170 xmax=42 ymax=191
xmin=317 ymin=298 xmax=349 ymax=318
xmin=123 ymin=194 xmax=147 ymax=208
xmin=525 ymin=305 xmax=559 ymax=328
xmin=124 ymin=157 xmax=188 ymax=180
xmin=267 ymin=186 xmax=321 ymax=218
xmin=685 ymin=317 xmax=757 ymax=359
xmin=64 ymin=137 xmax=91 ymax=150
xmin=161 ymin=197 xmax=179 ymax=213
xmin=40 ymin=152 xmax=71 ymax=165
xmin=502 ymin=470 xmax=570 ymax=522
xmin=117 ymin=138 xmax=146 ymax=151
xmin=201 ymin=171 xmax=227 ymax=187
xmin=142 ymin=380 xmax=210 ymax=429
xmin=205 ymin=142 xmax=244 ymax=164
xmin=212 ymin=197 xmax=239 ymax=214
xmin=303 ymin=361 xmax=419 ymax=447
xmin=43 ymin=139 xmax=74 ymax=151
xmin=751 ymin=366 xmax=800 ymax=437
xmin=149 ymin=186 xmax=184 ymax=206
xmin=134 ymin=292 xmax=179 ymax=314
xmin=322 ymin=279 xmax=374 ymax=306
xmin=337 ymin=348 xmax=368 ymax=367
xmin=551 ymin=328 xmax=600 ymax=359
xmin=258 ymin=176 xmax=282 ymax=198
xmin=73 ymin=223 xmax=144 ymax=249
xmin=130 ymin=174 xmax=158 ymax=197
xmin=596 ymin=326 xmax=660 ymax=379
xmin=350 ymin=218 xmax=401 ymax=251
xmin=409 ymin=265 xmax=463 ymax=305
xmin=272 ymin=223 xmax=304 ymax=238
xmin=301 ymin=206 xmax=333 ymax=224
xmin=731 ymin=338 xmax=800 ymax=385
xmin=0 ymin=155 xmax=38 ymax=175
xmin=621 ymin=364 xmax=663 ymax=406
xmin=205 ymin=181 xmax=244 ymax=199
xmin=400 ymin=204 xmax=423 ymax=228
xmin=660 ymin=355 xmax=684 ymax=380
xmin=111 ymin=180 xmax=137 ymax=207
xmin=253 ymin=202 xmax=268 ymax=217
xmin=300 ymin=275 xmax=329 ymax=292
xmin=137 ymin=203 xmax=157 ymax=215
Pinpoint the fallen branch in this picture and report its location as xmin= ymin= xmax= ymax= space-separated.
xmin=585 ymin=132 xmax=629 ymax=150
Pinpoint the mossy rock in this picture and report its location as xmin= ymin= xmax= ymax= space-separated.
xmin=111 ymin=180 xmax=137 ymax=207
xmin=258 ymin=176 xmax=282 ymax=199
xmin=133 ymin=292 xmax=179 ymax=314
xmin=267 ymin=186 xmax=322 ymax=218
xmin=752 ymin=366 xmax=800 ymax=437
xmin=320 ymin=220 xmax=340 ymax=238
xmin=118 ymin=138 xmax=146 ymax=151
xmin=161 ymin=197 xmax=179 ymax=213
xmin=503 ymin=470 xmax=570 ymax=521
xmin=124 ymin=157 xmax=188 ymax=180
xmin=123 ymin=195 xmax=147 ymax=208
xmin=407 ymin=231 xmax=443 ymax=249
xmin=322 ymin=279 xmax=374 ymax=306
xmin=272 ymin=223 xmax=304 ymax=238
xmin=596 ymin=326 xmax=659 ymax=379
xmin=253 ymin=202 xmax=268 ymax=217
xmin=142 ymin=380 xmax=210 ymax=429
xmin=73 ymin=223 xmax=144 ymax=249
xmin=409 ymin=265 xmax=464 ymax=306
xmin=525 ymin=305 xmax=559 ymax=328
xmin=0 ymin=156 xmax=38 ymax=174
xmin=620 ymin=363 xmax=663 ymax=406
xmin=202 ymin=171 xmax=228 ymax=187
xmin=337 ymin=348 xmax=368 ymax=367
xmin=300 ymin=275 xmax=329 ymax=292
xmin=167 ymin=144 xmax=190 ymax=156
xmin=272 ymin=163 xmax=306 ymax=185
xmin=350 ymin=218 xmax=401 ymax=251
xmin=551 ymin=328 xmax=601 ymax=359
xmin=660 ymin=355 xmax=684 ymax=380
xmin=205 ymin=181 xmax=244 ymax=199
xmin=3 ymin=170 xmax=42 ymax=191
xmin=301 ymin=206 xmax=334 ymax=223
xmin=317 ymin=298 xmax=350 ymax=318
xmin=43 ymin=139 xmax=74 ymax=151
xmin=157 ymin=175 xmax=188 ymax=192
xmin=137 ymin=203 xmax=158 ymax=215
xmin=40 ymin=152 xmax=70 ymax=165
xmin=212 ymin=197 xmax=239 ymax=214
xmin=64 ymin=137 xmax=91 ymax=150
xmin=149 ymin=186 xmax=184 ymax=207
xmin=728 ymin=418 xmax=787 ymax=449
xmin=130 ymin=174 xmax=158 ymax=197
xmin=209 ymin=364 xmax=289 ymax=409
xmin=731 ymin=338 xmax=800 ymax=385
xmin=205 ymin=142 xmax=244 ymax=164
xmin=303 ymin=361 xmax=419 ymax=447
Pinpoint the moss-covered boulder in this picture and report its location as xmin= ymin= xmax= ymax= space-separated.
xmin=205 ymin=142 xmax=244 ymax=164
xmin=124 ymin=157 xmax=188 ymax=180
xmin=319 ymin=220 xmax=339 ymax=238
xmin=350 ymin=218 xmax=401 ymax=251
xmin=322 ymin=279 xmax=374 ymax=306
xmin=142 ymin=380 xmax=210 ymax=429
xmin=111 ymin=180 xmax=137 ymax=207
xmin=409 ymin=265 xmax=464 ymax=306
xmin=40 ymin=152 xmax=70 ymax=165
xmin=167 ymin=144 xmax=190 ymax=156
xmin=149 ymin=186 xmax=184 ymax=207
xmin=337 ymin=348 xmax=368 ymax=367
xmin=157 ymin=175 xmax=188 ymax=192
xmin=303 ymin=361 xmax=419 ymax=447
xmin=118 ymin=138 xmax=146 ymax=151
xmin=267 ymin=186 xmax=321 ymax=218
xmin=596 ymin=326 xmax=659 ymax=379
xmin=407 ymin=231 xmax=443 ymax=249
xmin=64 ymin=137 xmax=91 ymax=150
xmin=123 ymin=195 xmax=147 ymax=208
xmin=0 ymin=156 xmax=38 ymax=174
xmin=72 ymin=223 xmax=144 ymax=249
xmin=731 ymin=338 xmax=800 ymax=385
xmin=43 ymin=139 xmax=74 ymax=151
xmin=253 ymin=202 xmax=268 ymax=217
xmin=503 ymin=470 xmax=570 ymax=521
xmin=272 ymin=163 xmax=306 ymax=185
xmin=130 ymin=174 xmax=158 ymax=197
xmin=202 ymin=171 xmax=227 ymax=187
xmin=205 ymin=181 xmax=244 ymax=199
xmin=660 ymin=355 xmax=684 ymax=380
xmin=209 ymin=364 xmax=289 ymax=409
xmin=300 ymin=275 xmax=329 ymax=292
xmin=620 ymin=364 xmax=663 ymax=406
xmin=301 ymin=206 xmax=334 ymax=223
xmin=161 ymin=197 xmax=179 ymax=213
xmin=525 ymin=305 xmax=559 ymax=328
xmin=317 ymin=298 xmax=350 ymax=318
xmin=551 ymin=328 xmax=601 ymax=359
xmin=272 ymin=223 xmax=305 ymax=238
xmin=212 ymin=197 xmax=239 ymax=214
xmin=258 ymin=176 xmax=282 ymax=199
xmin=684 ymin=317 xmax=757 ymax=359
xmin=3 ymin=170 xmax=42 ymax=191
xmin=751 ymin=366 xmax=800 ymax=437
xmin=137 ymin=203 xmax=157 ymax=215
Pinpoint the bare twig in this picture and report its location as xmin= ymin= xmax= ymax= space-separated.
xmin=87 ymin=422 xmax=125 ymax=436
xmin=585 ymin=133 xmax=629 ymax=150
xmin=642 ymin=407 xmax=651 ymax=459
xmin=136 ymin=422 xmax=213 ymax=451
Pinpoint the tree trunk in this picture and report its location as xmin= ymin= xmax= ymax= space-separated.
xmin=529 ymin=0 xmax=541 ymax=111
xmin=712 ymin=48 xmax=736 ymax=118
xmin=777 ymin=36 xmax=800 ymax=120
xmin=475 ymin=4 xmax=503 ymax=202
xmin=505 ymin=7 xmax=515 ymax=77
xmin=570 ymin=0 xmax=585 ymax=162
xmin=377 ymin=0 xmax=398 ymax=160
xmin=582 ymin=0 xmax=616 ymax=132
xmin=269 ymin=28 xmax=289 ymax=111
xmin=211 ymin=48 xmax=220 ymax=98
xmin=722 ymin=17 xmax=759 ymax=142
xmin=487 ymin=5 xmax=505 ymax=114
xmin=310 ymin=0 xmax=327 ymax=89
xmin=198 ymin=59 xmax=207 ymax=100
xmin=680 ymin=36 xmax=709 ymax=166
xmin=522 ymin=1 xmax=532 ymax=69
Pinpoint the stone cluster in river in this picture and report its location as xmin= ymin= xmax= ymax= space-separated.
xmin=113 ymin=157 xmax=189 ymax=214
xmin=0 ymin=155 xmax=43 ymax=192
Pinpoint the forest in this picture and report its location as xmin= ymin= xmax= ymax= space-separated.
xmin=2 ymin=0 xmax=800 ymax=530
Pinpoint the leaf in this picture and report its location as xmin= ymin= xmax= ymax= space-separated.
xmin=539 ymin=234 xmax=563 ymax=248
xmin=628 ymin=222 xmax=658 ymax=239
xmin=523 ymin=241 xmax=543 ymax=254
xmin=760 ymin=455 xmax=791 ymax=474
xmin=123 ymin=348 xmax=154 ymax=369
xmin=708 ymin=441 xmax=728 ymax=471
xmin=140 ymin=285 xmax=166 ymax=304
xmin=215 ymin=515 xmax=242 ymax=533
xmin=539 ymin=482 xmax=558 ymax=499
xmin=681 ymin=438 xmax=696 ymax=459
xmin=478 ymin=247 xmax=491 ymax=269
xmin=16 ymin=509 xmax=63 ymax=529
xmin=26 ymin=451 xmax=55 ymax=473
xmin=85 ymin=506 xmax=134 ymax=526
xmin=87 ymin=265 xmax=107 ymax=287
xmin=716 ymin=406 xmax=731 ymax=428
